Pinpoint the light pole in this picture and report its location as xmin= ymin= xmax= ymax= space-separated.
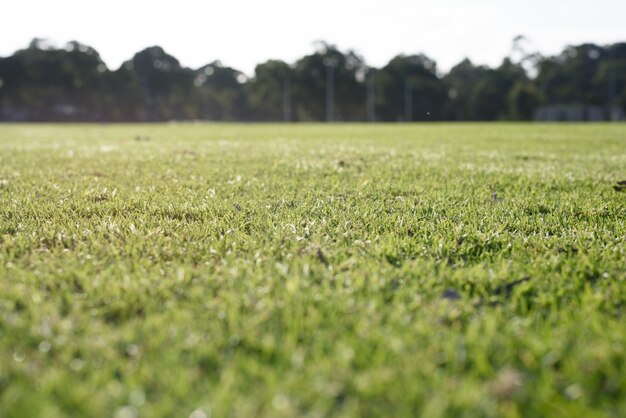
xmin=404 ymin=78 xmax=413 ymax=122
xmin=367 ymin=67 xmax=376 ymax=122
xmin=0 ymin=78 xmax=4 ymax=121
xmin=608 ymin=45 xmax=617 ymax=121
xmin=283 ymin=75 xmax=291 ymax=122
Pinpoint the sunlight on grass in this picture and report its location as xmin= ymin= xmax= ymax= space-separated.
xmin=1 ymin=123 xmax=625 ymax=417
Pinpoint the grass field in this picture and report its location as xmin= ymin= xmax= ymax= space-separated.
xmin=1 ymin=123 xmax=625 ymax=417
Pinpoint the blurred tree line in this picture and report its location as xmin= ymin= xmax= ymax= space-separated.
xmin=0 ymin=38 xmax=624 ymax=122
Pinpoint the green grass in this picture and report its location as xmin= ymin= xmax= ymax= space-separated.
xmin=1 ymin=123 xmax=625 ymax=418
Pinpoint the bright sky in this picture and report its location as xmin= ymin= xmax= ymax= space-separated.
xmin=2 ymin=0 xmax=625 ymax=75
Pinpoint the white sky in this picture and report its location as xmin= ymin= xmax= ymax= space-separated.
xmin=2 ymin=0 xmax=625 ymax=75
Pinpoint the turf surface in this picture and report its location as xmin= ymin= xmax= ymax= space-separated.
xmin=1 ymin=123 xmax=625 ymax=417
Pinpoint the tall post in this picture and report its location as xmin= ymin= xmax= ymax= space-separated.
xmin=326 ymin=64 xmax=335 ymax=122
xmin=608 ymin=45 xmax=617 ymax=121
xmin=404 ymin=78 xmax=413 ymax=122
xmin=367 ymin=68 xmax=376 ymax=122
xmin=283 ymin=75 xmax=291 ymax=122
xmin=0 ymin=78 xmax=4 ymax=121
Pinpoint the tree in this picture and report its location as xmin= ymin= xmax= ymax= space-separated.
xmin=508 ymin=81 xmax=540 ymax=120
xmin=469 ymin=59 xmax=528 ymax=120
xmin=535 ymin=44 xmax=607 ymax=105
xmin=194 ymin=61 xmax=248 ymax=121
xmin=247 ymin=60 xmax=293 ymax=121
xmin=442 ymin=59 xmax=489 ymax=121
xmin=1 ymin=38 xmax=625 ymax=122
xmin=292 ymin=42 xmax=366 ymax=121
xmin=124 ymin=46 xmax=196 ymax=121
xmin=0 ymin=39 xmax=114 ymax=121
xmin=376 ymin=54 xmax=446 ymax=121
xmin=592 ymin=43 xmax=626 ymax=110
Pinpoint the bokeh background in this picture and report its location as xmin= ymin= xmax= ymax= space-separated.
xmin=0 ymin=0 xmax=625 ymax=122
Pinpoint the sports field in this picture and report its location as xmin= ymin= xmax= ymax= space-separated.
xmin=1 ymin=123 xmax=625 ymax=417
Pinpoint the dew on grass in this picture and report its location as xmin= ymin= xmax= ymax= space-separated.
xmin=126 ymin=344 xmax=140 ymax=357
xmin=129 ymin=390 xmax=146 ymax=407
xmin=38 ymin=341 xmax=52 ymax=353
xmin=115 ymin=405 xmax=138 ymax=418
xmin=565 ymin=384 xmax=583 ymax=400
xmin=492 ymin=367 xmax=524 ymax=400
xmin=272 ymin=393 xmax=290 ymax=410
xmin=70 ymin=358 xmax=85 ymax=371
xmin=189 ymin=409 xmax=210 ymax=418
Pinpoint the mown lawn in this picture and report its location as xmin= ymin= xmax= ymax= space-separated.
xmin=1 ymin=123 xmax=625 ymax=418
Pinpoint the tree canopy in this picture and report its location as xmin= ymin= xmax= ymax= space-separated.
xmin=0 ymin=39 xmax=624 ymax=122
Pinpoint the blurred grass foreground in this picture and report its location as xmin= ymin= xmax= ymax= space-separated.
xmin=1 ymin=123 xmax=626 ymax=417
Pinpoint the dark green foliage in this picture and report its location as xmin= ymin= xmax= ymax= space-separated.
xmin=247 ymin=60 xmax=292 ymax=121
xmin=0 ymin=39 xmax=624 ymax=121
xmin=376 ymin=54 xmax=446 ymax=121
xmin=291 ymin=42 xmax=366 ymax=121
xmin=194 ymin=62 xmax=248 ymax=121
